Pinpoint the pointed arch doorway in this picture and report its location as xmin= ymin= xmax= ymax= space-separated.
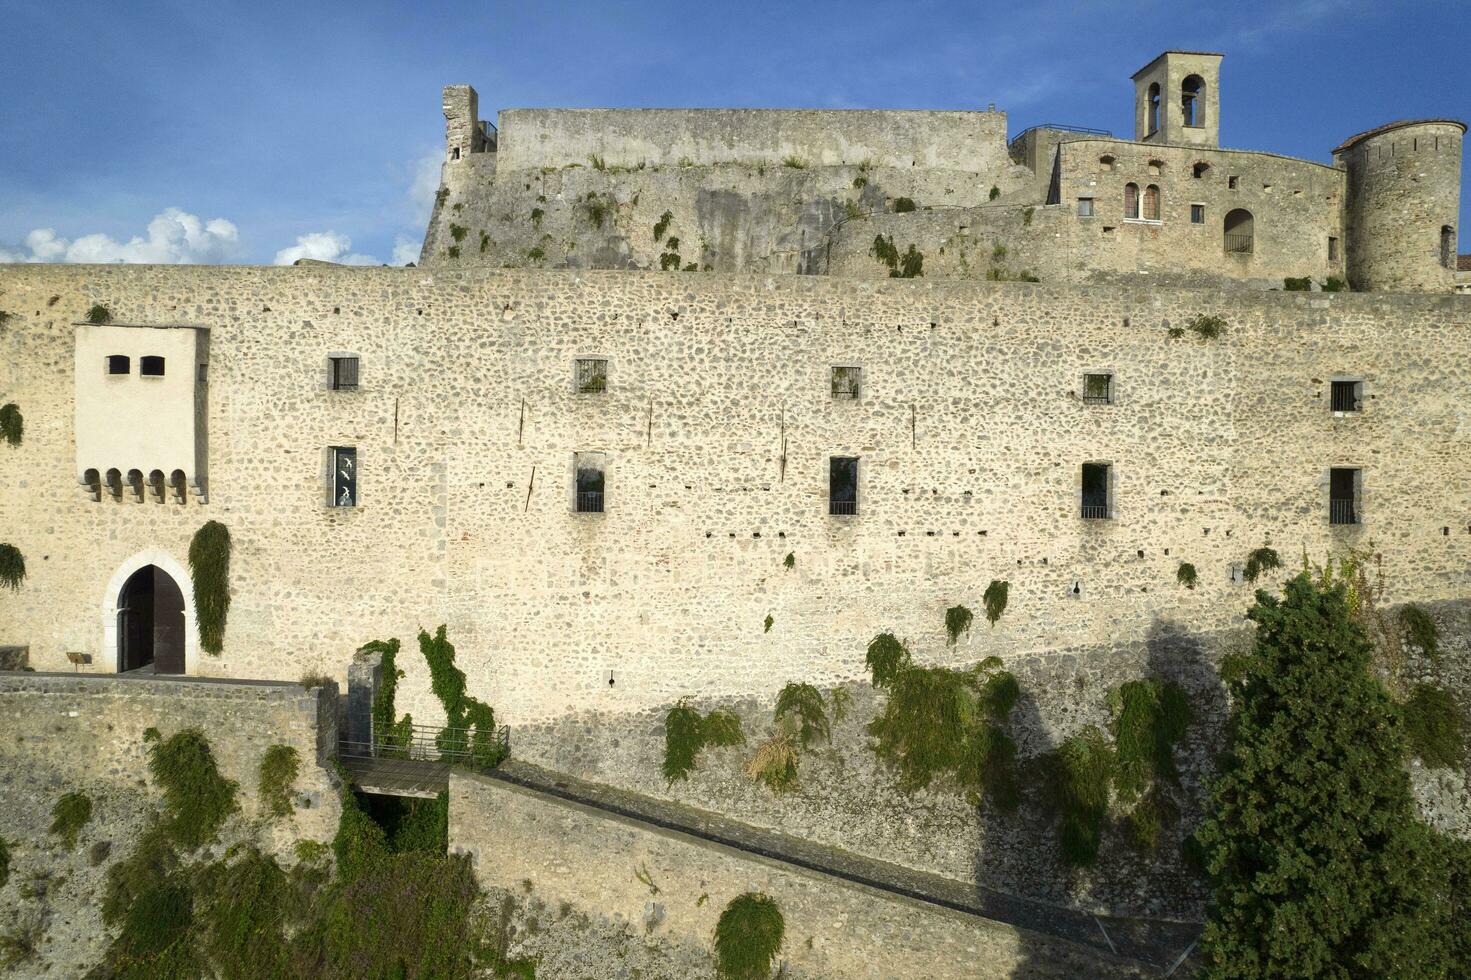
xmin=103 ymin=550 xmax=197 ymax=675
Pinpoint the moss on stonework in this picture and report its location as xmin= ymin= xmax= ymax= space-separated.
xmin=714 ymin=892 xmax=784 ymax=980
xmin=258 ymin=745 xmax=300 ymax=820
xmin=145 ymin=727 xmax=239 ymax=850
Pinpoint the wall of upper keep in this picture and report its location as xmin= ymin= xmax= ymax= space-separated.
xmin=0 ymin=265 xmax=1468 ymax=730
xmin=0 ymin=672 xmax=342 ymax=848
xmin=493 ymin=107 xmax=1014 ymax=173
xmin=1336 ymin=120 xmax=1465 ymax=293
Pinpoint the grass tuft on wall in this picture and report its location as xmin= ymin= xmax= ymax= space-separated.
xmin=713 ymin=891 xmax=784 ymax=979
xmin=188 ymin=521 xmax=231 ymax=654
xmin=50 ymin=792 xmax=93 ymax=850
xmin=0 ymin=403 xmax=21 ymax=446
xmin=0 ymin=543 xmax=24 ymax=591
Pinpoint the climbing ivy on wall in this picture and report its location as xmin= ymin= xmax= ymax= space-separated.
xmin=361 ymin=638 xmax=413 ymax=748
xmin=417 ymin=626 xmax=502 ymax=766
xmin=188 ymin=521 xmax=231 ymax=655
xmin=0 ymin=544 xmax=25 ymax=591
xmin=0 ymin=403 xmax=21 ymax=447
xmin=144 ymin=727 xmax=239 ymax=850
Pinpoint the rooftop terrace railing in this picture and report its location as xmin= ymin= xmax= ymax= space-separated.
xmin=1010 ymin=123 xmax=1114 ymax=145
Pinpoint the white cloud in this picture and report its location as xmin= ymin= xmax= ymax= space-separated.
xmin=408 ymin=152 xmax=443 ymax=227
xmin=272 ymin=231 xmax=380 ymax=266
xmin=391 ymin=236 xmax=421 ymax=266
xmin=0 ymin=208 xmax=240 ymax=264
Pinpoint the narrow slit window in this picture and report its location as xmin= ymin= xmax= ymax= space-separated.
xmin=1227 ymin=175 xmax=1239 ymax=189
xmin=1330 ymin=379 xmax=1362 ymax=413
xmin=1329 ymin=467 xmax=1360 ymax=525
xmin=829 ymin=456 xmax=858 ymax=516
xmin=1083 ymin=373 xmax=1113 ymax=405
xmin=575 ymin=453 xmax=605 ymax=513
xmin=1081 ymin=463 xmax=1110 ymax=519
xmin=576 ymin=358 xmax=608 ymax=394
xmin=831 ymin=365 xmax=862 ymax=400
xmin=330 ymin=355 xmax=359 ymax=390
xmin=140 ymin=356 xmax=165 ymax=377
xmin=1328 ymin=236 xmax=1340 ymax=261
xmin=107 ymin=355 xmax=130 ymax=375
xmin=330 ymin=446 xmax=357 ymax=508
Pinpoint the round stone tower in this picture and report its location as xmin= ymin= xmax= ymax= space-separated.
xmin=1334 ymin=119 xmax=1465 ymax=293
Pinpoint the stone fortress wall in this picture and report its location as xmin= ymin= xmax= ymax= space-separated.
xmin=1 ymin=264 xmax=1468 ymax=732
xmin=423 ymin=51 xmax=1464 ymax=295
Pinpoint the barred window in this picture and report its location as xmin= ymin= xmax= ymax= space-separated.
xmin=574 ymin=452 xmax=605 ymax=513
xmin=831 ymin=365 xmax=862 ymax=400
xmin=1330 ymin=379 xmax=1362 ymax=413
xmin=1083 ymin=373 xmax=1113 ymax=405
xmin=1330 ymin=467 xmax=1360 ymax=525
xmin=330 ymin=446 xmax=357 ymax=507
xmin=576 ymin=358 xmax=608 ymax=394
xmin=829 ymin=456 xmax=859 ymax=516
xmin=330 ymin=355 xmax=359 ymax=391
xmin=1081 ymin=463 xmax=1111 ymax=519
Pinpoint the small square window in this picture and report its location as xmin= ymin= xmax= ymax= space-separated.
xmin=330 ymin=356 xmax=359 ymax=390
xmin=330 ymin=446 xmax=357 ymax=507
xmin=1190 ymin=204 xmax=1205 ymax=224
xmin=576 ymin=358 xmax=608 ymax=394
xmin=1227 ymin=175 xmax=1239 ymax=190
xmin=1082 ymin=373 xmax=1113 ymax=405
xmin=140 ymin=356 xmax=165 ymax=377
xmin=1331 ymin=379 xmax=1362 ymax=413
xmin=829 ymin=456 xmax=859 ymax=516
xmin=831 ymin=365 xmax=861 ymax=400
xmin=1081 ymin=463 xmax=1110 ymax=519
xmin=574 ymin=452 xmax=605 ymax=513
xmin=106 ymin=355 xmax=130 ymax=375
xmin=1077 ymin=197 xmax=1095 ymax=217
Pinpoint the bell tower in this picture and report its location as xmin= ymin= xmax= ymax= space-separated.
xmin=1132 ymin=51 xmax=1222 ymax=148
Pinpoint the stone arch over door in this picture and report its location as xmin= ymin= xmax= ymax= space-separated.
xmin=102 ymin=549 xmax=198 ymax=675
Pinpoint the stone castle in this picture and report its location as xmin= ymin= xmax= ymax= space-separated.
xmin=0 ymin=50 xmax=1466 ymax=726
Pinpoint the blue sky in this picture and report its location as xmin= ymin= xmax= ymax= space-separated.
xmin=1 ymin=0 xmax=1465 ymax=265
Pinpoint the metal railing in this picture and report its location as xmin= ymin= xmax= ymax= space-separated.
xmin=340 ymin=722 xmax=510 ymax=769
xmin=1010 ymin=123 xmax=1114 ymax=144
xmin=1081 ymin=504 xmax=1110 ymax=520
xmin=1330 ymin=499 xmax=1358 ymax=525
xmin=576 ymin=491 xmax=604 ymax=513
xmin=1225 ymin=233 xmax=1254 ymax=254
xmin=829 ymin=499 xmax=858 ymax=516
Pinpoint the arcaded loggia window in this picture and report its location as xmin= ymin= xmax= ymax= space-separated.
xmin=575 ymin=452 xmax=606 ymax=513
xmin=330 ymin=446 xmax=357 ymax=507
xmin=829 ymin=456 xmax=859 ymax=516
xmin=140 ymin=356 xmax=166 ymax=377
xmin=1081 ymin=463 xmax=1111 ymax=519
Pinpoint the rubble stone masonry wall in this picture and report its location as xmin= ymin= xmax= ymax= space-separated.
xmin=0 ymin=265 xmax=1468 ymax=732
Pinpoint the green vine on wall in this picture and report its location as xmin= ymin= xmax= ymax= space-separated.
xmin=417 ymin=626 xmax=502 ymax=766
xmin=258 ymin=745 xmax=300 ymax=820
xmin=144 ymin=727 xmax=239 ymax=850
xmin=944 ymin=605 xmax=974 ymax=645
xmin=361 ymin=638 xmax=413 ymax=748
xmin=0 ymin=543 xmax=24 ymax=591
xmin=188 ymin=521 xmax=231 ymax=655
xmin=0 ymin=403 xmax=21 ymax=447
xmin=983 ymin=579 xmax=1009 ymax=626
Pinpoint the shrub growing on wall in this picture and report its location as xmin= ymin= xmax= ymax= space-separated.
xmin=982 ymin=579 xmax=1009 ymax=626
xmin=1402 ymin=683 xmax=1465 ymax=769
xmin=0 ymin=837 xmax=10 ymax=889
xmin=1176 ymin=562 xmax=1198 ymax=589
xmin=713 ymin=892 xmax=784 ymax=980
xmin=145 ymin=727 xmax=239 ymax=849
xmin=773 ymin=682 xmax=829 ymax=748
xmin=0 ymin=544 xmax=24 ymax=591
xmin=865 ymin=632 xmax=911 ymax=689
xmin=1241 ymin=545 xmax=1280 ymax=584
xmin=258 ymin=745 xmax=300 ymax=820
xmin=0 ymin=403 xmax=20 ymax=447
xmin=49 ymin=791 xmax=93 ymax=850
xmin=1046 ymin=726 xmax=1114 ymax=867
xmin=85 ymin=303 xmax=112 ymax=324
xmin=944 ymin=604 xmax=973 ymax=645
xmin=417 ymin=626 xmax=502 ymax=766
xmin=1196 ymin=573 xmax=1467 ymax=977
xmin=1398 ymin=604 xmax=1439 ymax=664
xmin=1109 ymin=678 xmax=1192 ymax=849
xmin=188 ymin=521 xmax=231 ymax=655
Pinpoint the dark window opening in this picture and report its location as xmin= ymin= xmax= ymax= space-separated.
xmin=1083 ymin=373 xmax=1113 ymax=405
xmin=1227 ymin=175 xmax=1239 ymax=189
xmin=140 ymin=356 xmax=165 ymax=377
xmin=1224 ymin=208 xmax=1254 ymax=254
xmin=1081 ymin=463 xmax=1110 ymax=519
xmin=1331 ymin=380 xmax=1362 ymax=413
xmin=1443 ymin=226 xmax=1456 ymax=270
xmin=829 ymin=456 xmax=858 ymax=516
xmin=1191 ymin=204 xmax=1205 ymax=224
xmin=1142 ymin=184 xmax=1161 ymax=221
xmin=107 ymin=355 xmax=130 ymax=375
xmin=1182 ymin=75 xmax=1204 ymax=128
xmin=575 ymin=455 xmax=605 ymax=513
xmin=330 ymin=356 xmax=359 ymax=390
xmin=197 ymin=363 xmax=208 ymax=383
xmin=831 ymin=366 xmax=862 ymax=400
xmin=330 ymin=446 xmax=357 ymax=507
xmin=1147 ymin=83 xmax=1161 ymax=135
xmin=1099 ymin=155 xmax=1116 ymax=171
xmin=1329 ymin=236 xmax=1340 ymax=261
xmin=1192 ymin=162 xmax=1210 ymax=179
xmin=1124 ymin=183 xmax=1140 ymax=220
xmin=576 ymin=358 xmax=608 ymax=394
xmin=1330 ymin=467 xmax=1359 ymax=525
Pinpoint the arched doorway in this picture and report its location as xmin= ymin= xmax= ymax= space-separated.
xmin=117 ymin=565 xmax=186 ymax=673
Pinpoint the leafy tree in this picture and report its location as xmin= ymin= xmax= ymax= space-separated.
xmin=1197 ymin=573 xmax=1466 ymax=978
